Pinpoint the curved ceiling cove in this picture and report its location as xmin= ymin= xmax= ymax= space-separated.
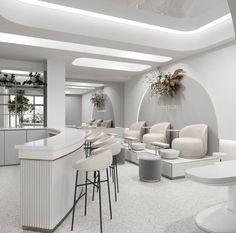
xmin=0 ymin=32 xmax=171 ymax=63
xmin=17 ymin=0 xmax=231 ymax=35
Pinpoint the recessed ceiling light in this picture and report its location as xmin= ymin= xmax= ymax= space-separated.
xmin=1 ymin=69 xmax=29 ymax=75
xmin=18 ymin=0 xmax=231 ymax=35
xmin=66 ymin=82 xmax=104 ymax=88
xmin=65 ymin=85 xmax=95 ymax=90
xmin=0 ymin=33 xmax=171 ymax=63
xmin=72 ymin=58 xmax=151 ymax=72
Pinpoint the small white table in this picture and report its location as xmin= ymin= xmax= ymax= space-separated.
xmin=186 ymin=160 xmax=236 ymax=233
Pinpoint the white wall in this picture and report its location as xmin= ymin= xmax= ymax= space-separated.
xmin=65 ymin=95 xmax=82 ymax=126
xmin=47 ymin=60 xmax=65 ymax=129
xmin=0 ymin=58 xmax=46 ymax=71
xmin=125 ymin=43 xmax=236 ymax=141
xmin=81 ymin=82 xmax=124 ymax=127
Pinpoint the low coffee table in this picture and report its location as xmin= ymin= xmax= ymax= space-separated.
xmin=150 ymin=142 xmax=169 ymax=156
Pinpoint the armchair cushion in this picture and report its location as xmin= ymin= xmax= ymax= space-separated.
xmin=172 ymin=137 xmax=204 ymax=159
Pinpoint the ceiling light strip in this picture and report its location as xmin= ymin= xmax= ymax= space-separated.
xmin=72 ymin=58 xmax=151 ymax=72
xmin=0 ymin=32 xmax=171 ymax=62
xmin=18 ymin=0 xmax=232 ymax=35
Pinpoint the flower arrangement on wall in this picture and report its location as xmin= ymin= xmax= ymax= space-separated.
xmin=146 ymin=68 xmax=185 ymax=97
xmin=90 ymin=89 xmax=106 ymax=108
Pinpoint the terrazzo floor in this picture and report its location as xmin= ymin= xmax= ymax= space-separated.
xmin=0 ymin=162 xmax=227 ymax=233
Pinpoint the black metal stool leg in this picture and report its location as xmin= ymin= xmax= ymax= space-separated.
xmin=71 ymin=171 xmax=78 ymax=231
xmin=106 ymin=168 xmax=112 ymax=219
xmin=92 ymin=171 xmax=96 ymax=201
xmin=113 ymin=164 xmax=117 ymax=202
xmin=98 ymin=171 xmax=103 ymax=233
xmin=115 ymin=156 xmax=119 ymax=193
xmin=84 ymin=171 xmax=88 ymax=216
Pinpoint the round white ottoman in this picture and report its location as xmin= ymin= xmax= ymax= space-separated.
xmin=160 ymin=149 xmax=179 ymax=159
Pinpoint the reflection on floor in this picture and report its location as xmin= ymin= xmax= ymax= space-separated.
xmin=0 ymin=163 xmax=226 ymax=233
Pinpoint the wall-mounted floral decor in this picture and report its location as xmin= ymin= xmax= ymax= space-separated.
xmin=146 ymin=68 xmax=185 ymax=97
xmin=90 ymin=89 xmax=106 ymax=108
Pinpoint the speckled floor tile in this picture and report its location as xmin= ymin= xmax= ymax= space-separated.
xmin=0 ymin=163 xmax=226 ymax=233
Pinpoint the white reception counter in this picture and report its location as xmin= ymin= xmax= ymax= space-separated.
xmin=16 ymin=128 xmax=85 ymax=232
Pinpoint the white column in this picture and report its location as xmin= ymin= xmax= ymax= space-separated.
xmin=47 ymin=60 xmax=65 ymax=129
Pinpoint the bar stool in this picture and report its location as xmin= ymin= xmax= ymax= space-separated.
xmin=92 ymin=141 xmax=121 ymax=202
xmin=71 ymin=149 xmax=113 ymax=233
xmin=85 ymin=132 xmax=105 ymax=156
xmin=92 ymin=136 xmax=116 ymax=149
xmin=84 ymin=130 xmax=93 ymax=152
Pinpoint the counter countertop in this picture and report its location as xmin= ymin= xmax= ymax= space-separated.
xmin=15 ymin=128 xmax=85 ymax=161
xmin=0 ymin=127 xmax=48 ymax=131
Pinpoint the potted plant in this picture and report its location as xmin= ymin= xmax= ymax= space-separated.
xmin=8 ymin=90 xmax=34 ymax=127
xmin=0 ymin=73 xmax=20 ymax=87
xmin=23 ymin=72 xmax=45 ymax=87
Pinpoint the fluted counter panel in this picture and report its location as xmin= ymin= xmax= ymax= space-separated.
xmin=16 ymin=128 xmax=85 ymax=232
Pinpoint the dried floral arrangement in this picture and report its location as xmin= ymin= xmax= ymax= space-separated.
xmin=146 ymin=68 xmax=185 ymax=97
xmin=90 ymin=89 xmax=106 ymax=108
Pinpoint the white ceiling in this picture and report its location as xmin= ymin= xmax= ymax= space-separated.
xmin=101 ymin=0 xmax=223 ymax=19
xmin=0 ymin=0 xmax=234 ymax=83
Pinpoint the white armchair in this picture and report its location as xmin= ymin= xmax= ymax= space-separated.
xmin=143 ymin=122 xmax=170 ymax=149
xmin=172 ymin=124 xmax=208 ymax=159
xmin=123 ymin=121 xmax=146 ymax=142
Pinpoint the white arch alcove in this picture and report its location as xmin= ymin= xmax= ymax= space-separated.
xmin=138 ymin=77 xmax=219 ymax=155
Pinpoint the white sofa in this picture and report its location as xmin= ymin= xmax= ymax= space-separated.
xmin=172 ymin=124 xmax=208 ymax=159
xmin=123 ymin=121 xmax=146 ymax=142
xmin=143 ymin=122 xmax=170 ymax=149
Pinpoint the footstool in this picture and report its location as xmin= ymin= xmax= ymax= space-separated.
xmin=139 ymin=153 xmax=162 ymax=182
xmin=160 ymin=149 xmax=179 ymax=159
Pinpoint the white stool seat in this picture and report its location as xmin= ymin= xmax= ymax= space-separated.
xmin=92 ymin=141 xmax=121 ymax=156
xmin=85 ymin=130 xmax=93 ymax=138
xmin=86 ymin=132 xmax=105 ymax=143
xmin=160 ymin=149 xmax=179 ymax=159
xmin=92 ymin=136 xmax=115 ymax=148
xmin=73 ymin=150 xmax=112 ymax=172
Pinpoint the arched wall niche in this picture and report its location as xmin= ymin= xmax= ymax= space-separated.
xmin=92 ymin=94 xmax=115 ymax=127
xmin=138 ymin=76 xmax=219 ymax=156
